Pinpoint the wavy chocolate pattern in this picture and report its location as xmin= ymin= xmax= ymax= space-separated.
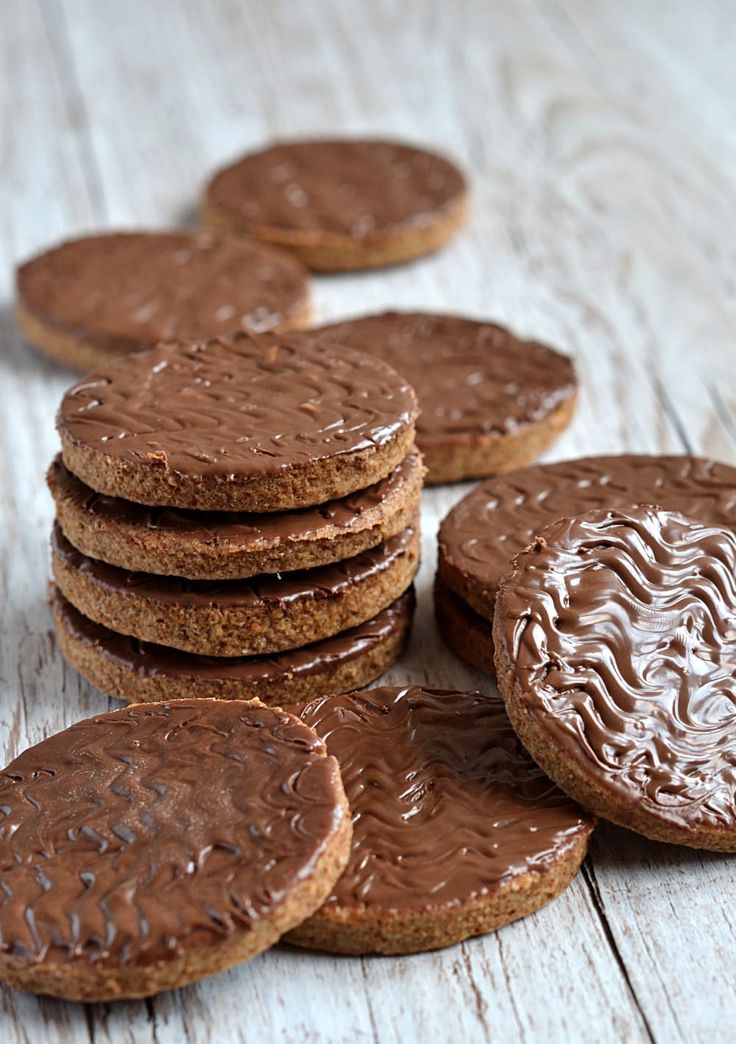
xmin=59 ymin=333 xmax=417 ymax=479
xmin=296 ymin=686 xmax=592 ymax=911
xmin=497 ymin=506 xmax=736 ymax=831
xmin=0 ymin=700 xmax=344 ymax=968
xmin=439 ymin=454 xmax=736 ymax=616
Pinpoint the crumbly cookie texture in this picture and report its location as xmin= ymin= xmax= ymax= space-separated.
xmin=52 ymin=586 xmax=415 ymax=706
xmin=48 ymin=449 xmax=424 ymax=579
xmin=0 ymin=698 xmax=351 ymax=1000
xmin=51 ymin=521 xmax=420 ymax=657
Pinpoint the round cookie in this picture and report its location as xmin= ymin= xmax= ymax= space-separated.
xmin=16 ymin=230 xmax=311 ymax=371
xmin=52 ymin=586 xmax=415 ymax=706
xmin=314 ymin=312 xmax=577 ymax=484
xmin=494 ymin=506 xmax=736 ymax=852
xmin=51 ymin=521 xmax=420 ymax=657
xmin=48 ymin=448 xmax=424 ymax=579
xmin=433 ymin=576 xmax=493 ymax=675
xmin=204 ymin=139 xmax=468 ymax=271
xmin=437 ymin=454 xmax=736 ymax=672
xmin=287 ymin=686 xmax=593 ymax=954
xmin=0 ymin=698 xmax=351 ymax=1001
xmin=58 ymin=332 xmax=418 ymax=512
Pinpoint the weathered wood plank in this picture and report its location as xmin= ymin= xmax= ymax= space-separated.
xmin=1 ymin=0 xmax=734 ymax=1040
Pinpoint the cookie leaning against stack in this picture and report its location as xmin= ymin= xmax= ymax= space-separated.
xmin=50 ymin=330 xmax=422 ymax=705
xmin=494 ymin=505 xmax=736 ymax=852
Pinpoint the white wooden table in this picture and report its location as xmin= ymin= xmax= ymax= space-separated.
xmin=1 ymin=1 xmax=735 ymax=1040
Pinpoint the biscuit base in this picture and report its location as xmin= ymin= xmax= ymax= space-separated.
xmin=60 ymin=423 xmax=417 ymax=513
xmin=0 ymin=784 xmax=352 ymax=1001
xmin=202 ymin=195 xmax=468 ymax=272
xmin=52 ymin=587 xmax=414 ymax=706
xmin=492 ymin=606 xmax=736 ymax=852
xmin=49 ymin=450 xmax=424 ymax=580
xmin=423 ymin=394 xmax=577 ymax=486
xmin=16 ymin=296 xmax=312 ymax=374
xmin=433 ymin=577 xmax=494 ymax=675
xmin=52 ymin=524 xmax=420 ymax=657
xmin=287 ymin=831 xmax=589 ymax=955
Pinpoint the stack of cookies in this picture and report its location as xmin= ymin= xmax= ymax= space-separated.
xmin=47 ymin=330 xmax=423 ymax=706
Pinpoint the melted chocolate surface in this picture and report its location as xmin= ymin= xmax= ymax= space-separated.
xmin=497 ymin=506 xmax=736 ymax=832
xmin=296 ymin=686 xmax=592 ymax=911
xmin=0 ymin=699 xmax=344 ymax=967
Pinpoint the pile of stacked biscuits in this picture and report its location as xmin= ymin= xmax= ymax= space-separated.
xmin=47 ymin=330 xmax=422 ymax=708
xmin=6 ymin=134 xmax=735 ymax=1008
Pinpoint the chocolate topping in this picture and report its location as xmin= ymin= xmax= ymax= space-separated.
xmin=17 ymin=231 xmax=309 ymax=352
xmin=0 ymin=699 xmax=345 ymax=967
xmin=496 ymin=507 xmax=736 ymax=835
xmin=316 ymin=312 xmax=576 ymax=446
xmin=52 ymin=522 xmax=416 ymax=609
xmin=59 ymin=332 xmax=417 ymax=483
xmin=53 ymin=587 xmax=415 ymax=684
xmin=49 ymin=449 xmax=421 ymax=561
xmin=295 ymin=686 xmax=592 ymax=911
xmin=206 ymin=140 xmax=466 ymax=238
xmin=439 ymin=455 xmax=736 ymax=616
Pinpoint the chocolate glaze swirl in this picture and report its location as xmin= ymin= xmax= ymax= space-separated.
xmin=206 ymin=140 xmax=466 ymax=238
xmin=295 ymin=686 xmax=592 ymax=911
xmin=439 ymin=455 xmax=736 ymax=617
xmin=58 ymin=332 xmax=417 ymax=481
xmin=315 ymin=312 xmax=576 ymax=445
xmin=18 ymin=230 xmax=309 ymax=351
xmin=0 ymin=699 xmax=345 ymax=967
xmin=497 ymin=506 xmax=736 ymax=835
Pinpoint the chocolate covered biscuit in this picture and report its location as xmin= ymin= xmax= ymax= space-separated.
xmin=315 ymin=312 xmax=576 ymax=483
xmin=0 ymin=699 xmax=351 ymax=1000
xmin=288 ymin=686 xmax=593 ymax=954
xmin=53 ymin=586 xmax=415 ymax=706
xmin=58 ymin=332 xmax=417 ymax=512
xmin=16 ymin=231 xmax=311 ymax=371
xmin=204 ymin=139 xmax=468 ymax=270
xmin=437 ymin=454 xmax=736 ymax=674
xmin=495 ymin=506 xmax=736 ymax=851
xmin=49 ymin=449 xmax=423 ymax=579
xmin=51 ymin=522 xmax=420 ymax=657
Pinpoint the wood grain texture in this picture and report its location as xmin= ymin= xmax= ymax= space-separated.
xmin=1 ymin=0 xmax=734 ymax=1040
